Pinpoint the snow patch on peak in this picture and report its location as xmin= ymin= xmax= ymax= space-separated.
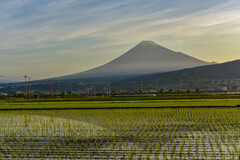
xmin=139 ymin=40 xmax=159 ymax=46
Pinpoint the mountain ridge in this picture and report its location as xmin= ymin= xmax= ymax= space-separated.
xmin=113 ymin=59 xmax=240 ymax=90
xmin=55 ymin=40 xmax=211 ymax=80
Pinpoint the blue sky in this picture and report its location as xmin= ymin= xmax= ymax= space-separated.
xmin=0 ymin=0 xmax=240 ymax=80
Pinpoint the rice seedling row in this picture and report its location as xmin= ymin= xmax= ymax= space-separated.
xmin=0 ymin=107 xmax=239 ymax=159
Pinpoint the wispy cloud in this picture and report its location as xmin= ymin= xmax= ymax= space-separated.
xmin=0 ymin=0 xmax=240 ymax=79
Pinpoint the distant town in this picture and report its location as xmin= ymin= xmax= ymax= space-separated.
xmin=1 ymin=78 xmax=240 ymax=98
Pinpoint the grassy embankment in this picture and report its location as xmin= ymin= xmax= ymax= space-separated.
xmin=0 ymin=94 xmax=240 ymax=110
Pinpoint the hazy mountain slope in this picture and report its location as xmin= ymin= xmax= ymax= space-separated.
xmin=114 ymin=60 xmax=240 ymax=90
xmin=130 ymin=60 xmax=240 ymax=81
xmin=56 ymin=40 xmax=211 ymax=80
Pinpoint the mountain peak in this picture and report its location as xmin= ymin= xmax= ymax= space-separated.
xmin=139 ymin=40 xmax=159 ymax=46
xmin=55 ymin=41 xmax=211 ymax=80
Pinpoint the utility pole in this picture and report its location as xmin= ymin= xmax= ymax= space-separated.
xmin=24 ymin=75 xmax=28 ymax=100
xmin=146 ymin=81 xmax=148 ymax=94
xmin=65 ymin=82 xmax=67 ymax=98
xmin=51 ymin=80 xmax=53 ymax=98
xmin=6 ymin=88 xmax=8 ymax=97
xmin=86 ymin=84 xmax=89 ymax=97
xmin=68 ymin=83 xmax=70 ymax=98
xmin=70 ymin=81 xmax=72 ymax=98
xmin=81 ymin=83 xmax=84 ymax=96
xmin=107 ymin=83 xmax=111 ymax=96
xmin=93 ymin=84 xmax=96 ymax=97
xmin=106 ymin=83 xmax=108 ymax=96
xmin=90 ymin=84 xmax=93 ymax=97
xmin=104 ymin=83 xmax=106 ymax=96
xmin=28 ymin=77 xmax=32 ymax=99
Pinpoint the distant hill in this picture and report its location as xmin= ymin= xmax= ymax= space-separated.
xmin=114 ymin=60 xmax=240 ymax=90
xmin=3 ymin=60 xmax=240 ymax=95
xmin=55 ymin=40 xmax=211 ymax=80
xmin=0 ymin=78 xmax=16 ymax=84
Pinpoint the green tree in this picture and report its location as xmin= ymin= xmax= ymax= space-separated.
xmin=61 ymin=91 xmax=66 ymax=98
xmin=112 ymin=90 xmax=117 ymax=95
xmin=195 ymin=87 xmax=200 ymax=93
xmin=160 ymin=88 xmax=164 ymax=93
xmin=14 ymin=93 xmax=25 ymax=98
xmin=176 ymin=89 xmax=181 ymax=94
xmin=139 ymin=89 xmax=144 ymax=94
xmin=186 ymin=89 xmax=191 ymax=94
xmin=168 ymin=88 xmax=173 ymax=93
xmin=121 ymin=91 xmax=126 ymax=95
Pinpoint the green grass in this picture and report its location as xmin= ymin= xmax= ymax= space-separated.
xmin=0 ymin=98 xmax=240 ymax=110
xmin=1 ymin=94 xmax=240 ymax=110
xmin=2 ymin=93 xmax=240 ymax=103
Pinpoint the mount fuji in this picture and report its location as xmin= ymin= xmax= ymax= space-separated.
xmin=56 ymin=40 xmax=212 ymax=80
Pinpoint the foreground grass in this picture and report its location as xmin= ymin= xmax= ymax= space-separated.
xmin=0 ymin=99 xmax=240 ymax=110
